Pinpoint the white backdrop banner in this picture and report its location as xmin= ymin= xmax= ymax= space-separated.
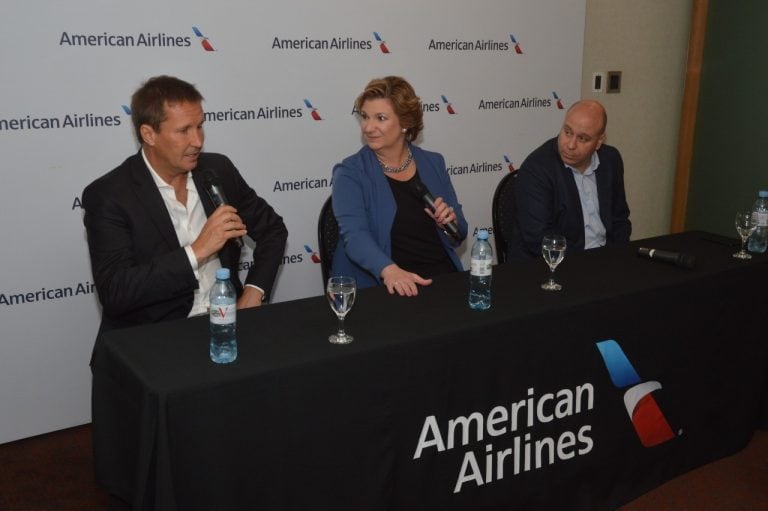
xmin=0 ymin=0 xmax=585 ymax=443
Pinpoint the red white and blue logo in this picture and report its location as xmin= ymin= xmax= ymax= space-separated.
xmin=373 ymin=31 xmax=390 ymax=54
xmin=596 ymin=340 xmax=676 ymax=447
xmin=303 ymin=99 xmax=323 ymax=121
xmin=503 ymin=155 xmax=516 ymax=172
xmin=192 ymin=26 xmax=215 ymax=52
xmin=441 ymin=95 xmax=457 ymax=115
xmin=552 ymin=91 xmax=565 ymax=110
xmin=304 ymin=245 xmax=321 ymax=264
xmin=509 ymin=34 xmax=524 ymax=54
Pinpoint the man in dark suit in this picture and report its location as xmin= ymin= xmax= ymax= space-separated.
xmin=509 ymin=99 xmax=631 ymax=259
xmin=83 ymin=75 xmax=288 ymax=344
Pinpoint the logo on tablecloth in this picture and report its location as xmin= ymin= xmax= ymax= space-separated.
xmin=412 ymin=383 xmax=595 ymax=494
xmin=596 ymin=340 xmax=675 ymax=447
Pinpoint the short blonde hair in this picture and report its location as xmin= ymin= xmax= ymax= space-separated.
xmin=354 ymin=76 xmax=424 ymax=142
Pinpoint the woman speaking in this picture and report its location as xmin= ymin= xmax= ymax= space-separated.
xmin=331 ymin=76 xmax=468 ymax=296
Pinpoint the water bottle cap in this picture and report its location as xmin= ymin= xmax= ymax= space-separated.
xmin=759 ymin=190 xmax=768 ymax=198
xmin=477 ymin=229 xmax=489 ymax=240
xmin=216 ymin=268 xmax=231 ymax=280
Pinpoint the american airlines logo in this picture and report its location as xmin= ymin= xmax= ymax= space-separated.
xmin=596 ymin=340 xmax=676 ymax=447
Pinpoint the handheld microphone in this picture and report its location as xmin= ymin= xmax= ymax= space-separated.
xmin=411 ymin=177 xmax=461 ymax=243
xmin=201 ymin=169 xmax=243 ymax=248
xmin=637 ymin=247 xmax=695 ymax=269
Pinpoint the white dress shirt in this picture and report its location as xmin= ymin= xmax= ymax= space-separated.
xmin=142 ymin=150 xmax=221 ymax=316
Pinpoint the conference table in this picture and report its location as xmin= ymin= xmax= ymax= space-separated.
xmin=92 ymin=231 xmax=768 ymax=511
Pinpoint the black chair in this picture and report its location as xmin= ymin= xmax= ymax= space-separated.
xmin=491 ymin=171 xmax=518 ymax=263
xmin=317 ymin=196 xmax=339 ymax=287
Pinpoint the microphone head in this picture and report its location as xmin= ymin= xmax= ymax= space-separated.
xmin=677 ymin=253 xmax=696 ymax=269
xmin=410 ymin=176 xmax=428 ymax=197
xmin=201 ymin=169 xmax=228 ymax=207
xmin=201 ymin=169 xmax=218 ymax=187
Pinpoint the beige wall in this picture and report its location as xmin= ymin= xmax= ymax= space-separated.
xmin=582 ymin=0 xmax=692 ymax=239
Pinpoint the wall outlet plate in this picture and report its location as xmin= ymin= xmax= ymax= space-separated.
xmin=592 ymin=72 xmax=605 ymax=92
xmin=607 ymin=71 xmax=622 ymax=93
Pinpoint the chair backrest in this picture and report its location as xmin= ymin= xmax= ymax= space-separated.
xmin=491 ymin=171 xmax=518 ymax=263
xmin=317 ymin=196 xmax=339 ymax=287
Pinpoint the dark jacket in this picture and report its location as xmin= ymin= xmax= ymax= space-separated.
xmin=82 ymin=151 xmax=287 ymax=344
xmin=510 ymin=137 xmax=631 ymax=259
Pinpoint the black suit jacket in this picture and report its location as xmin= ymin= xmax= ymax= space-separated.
xmin=509 ymin=137 xmax=631 ymax=259
xmin=83 ymin=151 xmax=287 ymax=344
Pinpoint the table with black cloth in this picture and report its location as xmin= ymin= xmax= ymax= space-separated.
xmin=92 ymin=231 xmax=768 ymax=511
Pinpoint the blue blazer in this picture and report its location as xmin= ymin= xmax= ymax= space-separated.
xmin=510 ymin=137 xmax=631 ymax=259
xmin=331 ymin=144 xmax=468 ymax=289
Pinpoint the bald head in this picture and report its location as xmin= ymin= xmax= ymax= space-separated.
xmin=566 ymin=100 xmax=607 ymax=134
xmin=557 ymin=100 xmax=608 ymax=172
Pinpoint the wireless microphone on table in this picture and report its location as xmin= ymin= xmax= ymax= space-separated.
xmin=637 ymin=247 xmax=695 ymax=269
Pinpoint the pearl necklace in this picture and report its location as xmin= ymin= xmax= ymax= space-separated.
xmin=377 ymin=148 xmax=413 ymax=174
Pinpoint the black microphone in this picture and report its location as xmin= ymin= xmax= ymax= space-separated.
xmin=201 ymin=169 xmax=243 ymax=248
xmin=411 ymin=177 xmax=461 ymax=243
xmin=637 ymin=247 xmax=695 ymax=269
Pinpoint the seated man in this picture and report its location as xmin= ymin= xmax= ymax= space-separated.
xmin=510 ymin=99 xmax=631 ymax=259
xmin=83 ymin=75 xmax=287 ymax=357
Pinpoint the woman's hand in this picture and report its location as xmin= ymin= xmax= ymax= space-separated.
xmin=381 ymin=264 xmax=432 ymax=296
xmin=425 ymin=197 xmax=457 ymax=230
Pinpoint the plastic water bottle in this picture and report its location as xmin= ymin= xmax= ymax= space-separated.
xmin=209 ymin=268 xmax=237 ymax=364
xmin=747 ymin=190 xmax=768 ymax=254
xmin=469 ymin=229 xmax=493 ymax=310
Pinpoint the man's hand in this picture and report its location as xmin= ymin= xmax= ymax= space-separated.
xmin=237 ymin=286 xmax=264 ymax=309
xmin=191 ymin=205 xmax=246 ymax=264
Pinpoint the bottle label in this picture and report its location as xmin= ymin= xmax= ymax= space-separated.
xmin=210 ymin=303 xmax=236 ymax=325
xmin=753 ymin=211 xmax=768 ymax=227
xmin=470 ymin=258 xmax=492 ymax=277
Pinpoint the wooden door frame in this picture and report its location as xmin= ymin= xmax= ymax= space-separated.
xmin=670 ymin=0 xmax=708 ymax=232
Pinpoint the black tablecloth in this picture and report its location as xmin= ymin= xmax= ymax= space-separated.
xmin=92 ymin=231 xmax=768 ymax=511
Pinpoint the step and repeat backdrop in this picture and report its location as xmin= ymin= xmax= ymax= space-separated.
xmin=0 ymin=0 xmax=585 ymax=443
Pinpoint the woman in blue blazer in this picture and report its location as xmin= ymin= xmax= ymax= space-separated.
xmin=331 ymin=76 xmax=468 ymax=296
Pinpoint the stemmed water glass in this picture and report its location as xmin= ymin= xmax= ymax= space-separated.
xmin=734 ymin=210 xmax=757 ymax=259
xmin=541 ymin=235 xmax=567 ymax=291
xmin=326 ymin=276 xmax=356 ymax=344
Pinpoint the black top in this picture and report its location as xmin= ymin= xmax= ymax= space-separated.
xmin=386 ymin=171 xmax=456 ymax=277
